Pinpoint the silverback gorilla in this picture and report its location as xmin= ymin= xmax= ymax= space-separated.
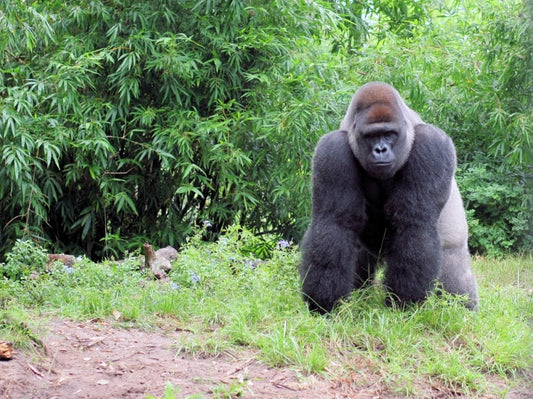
xmin=300 ymin=82 xmax=478 ymax=313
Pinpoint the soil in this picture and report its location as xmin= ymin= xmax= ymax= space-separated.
xmin=0 ymin=319 xmax=530 ymax=399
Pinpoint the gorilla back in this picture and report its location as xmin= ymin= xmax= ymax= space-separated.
xmin=300 ymin=82 xmax=478 ymax=313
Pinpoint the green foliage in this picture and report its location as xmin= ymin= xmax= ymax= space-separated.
xmin=0 ymin=0 xmax=531 ymax=259
xmin=458 ymin=163 xmax=532 ymax=256
xmin=0 ymin=0 xmax=347 ymax=259
xmin=338 ymin=0 xmax=532 ymax=255
xmin=145 ymin=382 xmax=182 ymax=399
xmin=1 ymin=227 xmax=531 ymax=397
xmin=0 ymin=239 xmax=48 ymax=281
xmin=0 ymin=308 xmax=43 ymax=352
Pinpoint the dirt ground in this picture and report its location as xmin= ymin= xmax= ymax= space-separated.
xmin=0 ymin=319 xmax=530 ymax=399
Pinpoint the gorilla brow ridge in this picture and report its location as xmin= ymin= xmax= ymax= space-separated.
xmin=340 ymin=82 xmax=404 ymax=131
xmin=365 ymin=103 xmax=395 ymax=123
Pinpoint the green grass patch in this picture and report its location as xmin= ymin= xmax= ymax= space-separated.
xmin=0 ymin=230 xmax=531 ymax=397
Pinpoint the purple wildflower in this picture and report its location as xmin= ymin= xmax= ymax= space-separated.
xmin=191 ymin=273 xmax=201 ymax=283
xmin=277 ymin=240 xmax=291 ymax=250
xmin=62 ymin=265 xmax=74 ymax=274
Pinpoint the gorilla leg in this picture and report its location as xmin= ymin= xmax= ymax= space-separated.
xmin=436 ymin=181 xmax=478 ymax=309
xmin=439 ymin=245 xmax=478 ymax=309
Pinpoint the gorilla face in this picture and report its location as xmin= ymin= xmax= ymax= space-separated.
xmin=352 ymin=104 xmax=410 ymax=180
xmin=341 ymin=82 xmax=420 ymax=181
xmin=354 ymin=121 xmax=400 ymax=179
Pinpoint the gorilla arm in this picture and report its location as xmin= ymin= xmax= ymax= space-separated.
xmin=299 ymin=130 xmax=365 ymax=313
xmin=382 ymin=124 xmax=457 ymax=306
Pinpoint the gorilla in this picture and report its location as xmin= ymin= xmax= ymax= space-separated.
xmin=300 ymin=82 xmax=478 ymax=313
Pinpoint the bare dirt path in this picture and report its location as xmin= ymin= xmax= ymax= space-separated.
xmin=0 ymin=320 xmax=379 ymax=399
xmin=1 ymin=319 xmax=529 ymax=398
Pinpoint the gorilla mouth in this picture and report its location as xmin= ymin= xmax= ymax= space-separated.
xmin=370 ymin=162 xmax=395 ymax=179
xmin=373 ymin=162 xmax=393 ymax=168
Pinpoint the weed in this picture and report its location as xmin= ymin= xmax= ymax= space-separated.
xmin=0 ymin=239 xmax=48 ymax=281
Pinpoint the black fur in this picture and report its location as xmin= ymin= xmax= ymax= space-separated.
xmin=300 ymin=82 xmax=478 ymax=313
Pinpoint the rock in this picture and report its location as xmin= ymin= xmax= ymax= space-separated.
xmin=143 ymin=243 xmax=177 ymax=279
xmin=0 ymin=341 xmax=14 ymax=360
xmin=48 ymin=254 xmax=77 ymax=267
xmin=155 ymin=246 xmax=178 ymax=263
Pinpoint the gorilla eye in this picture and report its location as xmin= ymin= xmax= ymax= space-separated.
xmin=383 ymin=131 xmax=397 ymax=142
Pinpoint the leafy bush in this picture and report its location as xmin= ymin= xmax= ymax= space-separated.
xmin=458 ymin=164 xmax=532 ymax=256
xmin=0 ymin=0 xmax=354 ymax=259
xmin=0 ymin=239 xmax=48 ymax=281
xmin=0 ymin=0 xmax=530 ymax=259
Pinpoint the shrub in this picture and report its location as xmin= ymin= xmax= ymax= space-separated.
xmin=0 ymin=239 xmax=48 ymax=281
xmin=457 ymin=163 xmax=532 ymax=256
xmin=0 ymin=0 xmax=361 ymax=260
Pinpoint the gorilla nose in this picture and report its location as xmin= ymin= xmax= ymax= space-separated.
xmin=374 ymin=145 xmax=388 ymax=155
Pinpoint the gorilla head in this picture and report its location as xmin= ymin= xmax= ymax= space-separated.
xmin=299 ymin=81 xmax=478 ymax=313
xmin=341 ymin=82 xmax=422 ymax=179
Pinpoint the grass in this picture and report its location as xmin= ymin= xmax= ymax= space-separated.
xmin=0 ymin=227 xmax=532 ymax=397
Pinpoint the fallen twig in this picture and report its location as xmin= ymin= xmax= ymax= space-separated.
xmin=28 ymin=363 xmax=44 ymax=378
